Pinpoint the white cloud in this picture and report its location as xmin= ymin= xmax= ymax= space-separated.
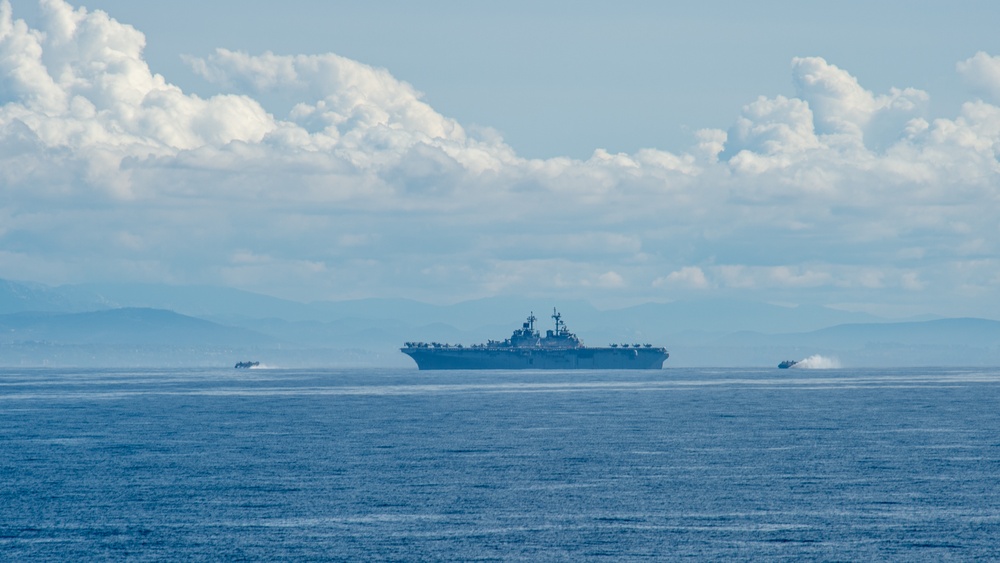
xmin=958 ymin=51 xmax=1000 ymax=103
xmin=654 ymin=267 xmax=710 ymax=290
xmin=595 ymin=271 xmax=625 ymax=288
xmin=725 ymin=57 xmax=930 ymax=164
xmin=900 ymin=272 xmax=924 ymax=291
xmin=0 ymin=0 xmax=999 ymax=316
xmin=792 ymin=57 xmax=930 ymax=150
xmin=0 ymin=0 xmax=275 ymax=199
xmin=185 ymin=48 xmax=523 ymax=176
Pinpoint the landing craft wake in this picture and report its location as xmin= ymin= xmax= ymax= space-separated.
xmin=402 ymin=309 xmax=669 ymax=370
xmin=778 ymin=355 xmax=841 ymax=369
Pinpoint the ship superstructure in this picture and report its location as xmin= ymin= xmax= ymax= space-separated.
xmin=401 ymin=308 xmax=668 ymax=370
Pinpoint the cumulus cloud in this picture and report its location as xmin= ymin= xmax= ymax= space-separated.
xmin=595 ymin=271 xmax=625 ymax=288
xmin=1 ymin=0 xmax=999 ymax=317
xmin=726 ymin=57 xmax=929 ymax=163
xmin=792 ymin=57 xmax=929 ymax=151
xmin=958 ymin=51 xmax=1000 ymax=103
xmin=190 ymin=49 xmax=462 ymax=140
xmin=728 ymin=95 xmax=819 ymax=154
xmin=654 ymin=267 xmax=710 ymax=290
xmin=0 ymin=0 xmax=274 ymax=198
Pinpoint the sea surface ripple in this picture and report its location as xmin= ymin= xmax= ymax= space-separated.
xmin=2 ymin=367 xmax=999 ymax=560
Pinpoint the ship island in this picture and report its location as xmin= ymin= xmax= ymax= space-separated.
xmin=401 ymin=308 xmax=669 ymax=370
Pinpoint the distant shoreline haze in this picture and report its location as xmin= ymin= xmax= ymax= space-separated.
xmin=0 ymin=279 xmax=996 ymax=368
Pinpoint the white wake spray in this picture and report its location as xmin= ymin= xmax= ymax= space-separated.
xmin=791 ymin=355 xmax=841 ymax=369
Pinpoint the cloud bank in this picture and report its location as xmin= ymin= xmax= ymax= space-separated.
xmin=1 ymin=0 xmax=999 ymax=316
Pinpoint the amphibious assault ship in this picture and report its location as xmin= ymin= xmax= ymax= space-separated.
xmin=401 ymin=309 xmax=668 ymax=370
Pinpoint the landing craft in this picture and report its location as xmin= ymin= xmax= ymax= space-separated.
xmin=401 ymin=308 xmax=669 ymax=370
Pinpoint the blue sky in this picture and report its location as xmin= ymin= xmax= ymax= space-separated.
xmin=3 ymin=0 xmax=1000 ymax=318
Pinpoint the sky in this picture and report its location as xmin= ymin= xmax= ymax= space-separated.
xmin=2 ymin=0 xmax=1000 ymax=318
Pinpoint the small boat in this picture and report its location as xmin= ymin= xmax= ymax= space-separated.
xmin=778 ymin=360 xmax=798 ymax=369
xmin=234 ymin=361 xmax=259 ymax=369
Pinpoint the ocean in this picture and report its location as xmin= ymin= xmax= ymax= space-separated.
xmin=2 ymin=367 xmax=999 ymax=560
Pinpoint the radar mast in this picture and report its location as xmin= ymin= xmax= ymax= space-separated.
xmin=552 ymin=308 xmax=568 ymax=336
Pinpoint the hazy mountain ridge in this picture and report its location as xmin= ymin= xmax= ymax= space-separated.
xmin=0 ymin=278 xmax=996 ymax=368
xmin=8 ymin=281 xmax=888 ymax=333
xmin=0 ymin=308 xmax=274 ymax=346
xmin=695 ymin=317 xmax=1000 ymax=367
xmin=0 ymin=279 xmax=107 ymax=314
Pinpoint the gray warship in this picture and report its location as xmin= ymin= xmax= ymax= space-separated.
xmin=401 ymin=308 xmax=668 ymax=370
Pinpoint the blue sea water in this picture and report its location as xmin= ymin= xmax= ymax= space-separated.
xmin=2 ymin=367 xmax=999 ymax=561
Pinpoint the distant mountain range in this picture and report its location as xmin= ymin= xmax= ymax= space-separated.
xmin=0 ymin=279 xmax=890 ymax=331
xmin=0 ymin=278 xmax=996 ymax=368
xmin=0 ymin=308 xmax=272 ymax=347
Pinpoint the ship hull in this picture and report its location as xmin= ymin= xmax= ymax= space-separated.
xmin=401 ymin=347 xmax=668 ymax=370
